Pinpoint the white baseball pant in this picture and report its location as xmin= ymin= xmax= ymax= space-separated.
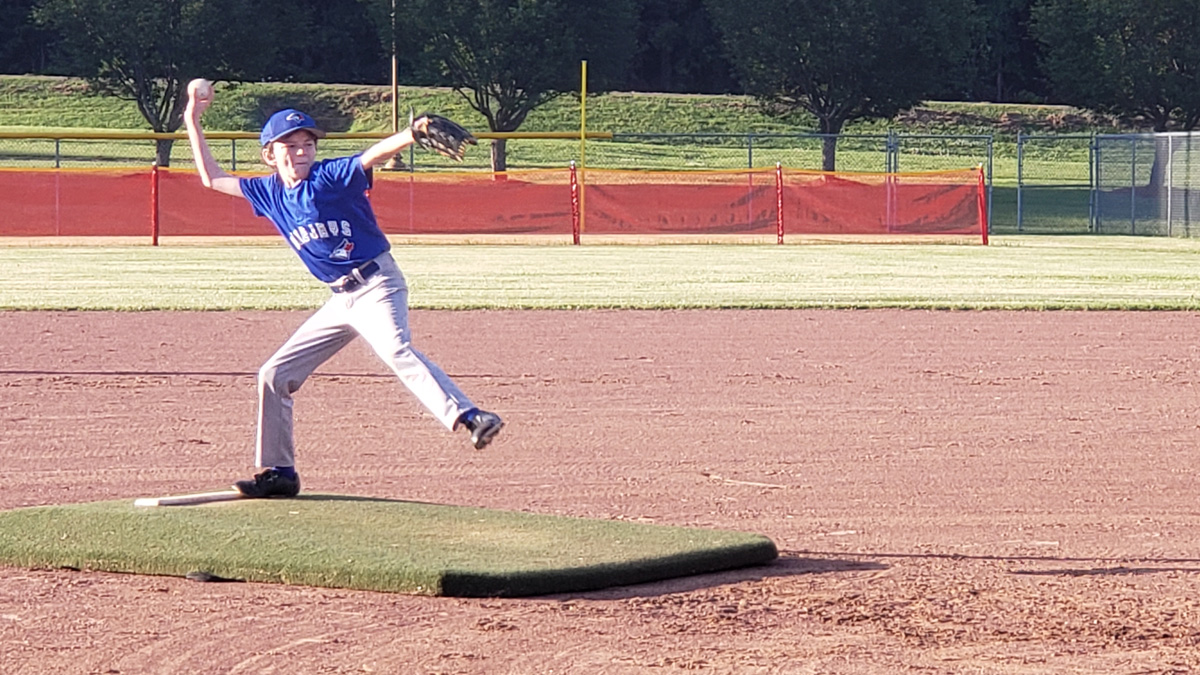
xmin=255 ymin=251 xmax=475 ymax=468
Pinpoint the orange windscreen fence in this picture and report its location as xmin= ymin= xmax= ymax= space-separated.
xmin=781 ymin=169 xmax=986 ymax=237
xmin=0 ymin=166 xmax=987 ymax=243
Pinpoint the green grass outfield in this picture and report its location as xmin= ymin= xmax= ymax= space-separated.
xmin=2 ymin=236 xmax=1200 ymax=310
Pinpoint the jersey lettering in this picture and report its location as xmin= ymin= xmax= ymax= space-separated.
xmin=286 ymin=220 xmax=356 ymax=252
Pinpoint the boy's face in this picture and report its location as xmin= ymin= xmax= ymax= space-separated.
xmin=262 ymin=130 xmax=318 ymax=186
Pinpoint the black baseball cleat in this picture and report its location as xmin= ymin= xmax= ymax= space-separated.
xmin=463 ymin=409 xmax=504 ymax=450
xmin=234 ymin=468 xmax=300 ymax=498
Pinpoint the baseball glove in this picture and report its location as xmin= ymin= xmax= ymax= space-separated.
xmin=412 ymin=112 xmax=477 ymax=161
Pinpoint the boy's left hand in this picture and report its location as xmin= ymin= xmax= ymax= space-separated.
xmin=411 ymin=113 xmax=477 ymax=162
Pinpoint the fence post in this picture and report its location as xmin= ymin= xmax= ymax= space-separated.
xmin=1130 ymin=138 xmax=1137 ymax=234
xmin=1167 ymin=135 xmax=1174 ymax=236
xmin=747 ymin=134 xmax=754 ymax=169
xmin=884 ymin=131 xmax=896 ymax=232
xmin=230 ymin=139 xmax=238 ymax=172
xmin=775 ymin=163 xmax=784 ymax=244
xmin=1181 ymin=134 xmax=1189 ymax=236
xmin=886 ymin=129 xmax=898 ymax=173
xmin=1016 ymin=134 xmax=1025 ymax=232
xmin=150 ymin=163 xmax=160 ymax=246
xmin=985 ymin=136 xmax=993 ymax=236
xmin=1090 ymin=136 xmax=1099 ymax=233
xmin=977 ymin=166 xmax=988 ymax=245
xmin=570 ymin=161 xmax=580 ymax=245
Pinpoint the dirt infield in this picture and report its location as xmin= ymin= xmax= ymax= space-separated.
xmin=2 ymin=309 xmax=1200 ymax=674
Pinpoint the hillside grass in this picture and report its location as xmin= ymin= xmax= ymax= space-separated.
xmin=0 ymin=75 xmax=1140 ymax=138
xmin=0 ymin=74 xmax=1126 ymax=175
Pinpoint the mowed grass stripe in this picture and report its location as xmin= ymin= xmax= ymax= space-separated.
xmin=3 ymin=236 xmax=1200 ymax=310
xmin=0 ymin=495 xmax=778 ymax=596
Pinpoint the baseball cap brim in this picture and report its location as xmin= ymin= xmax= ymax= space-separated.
xmin=264 ymin=127 xmax=326 ymax=145
xmin=260 ymin=109 xmax=327 ymax=146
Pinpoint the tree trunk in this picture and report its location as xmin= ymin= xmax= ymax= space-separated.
xmin=155 ymin=138 xmax=174 ymax=167
xmin=1148 ymin=138 xmax=1168 ymax=189
xmin=1147 ymin=113 xmax=1171 ymax=188
xmin=817 ymin=116 xmax=845 ymax=172
xmin=821 ymin=136 xmax=837 ymax=172
xmin=491 ymin=137 xmax=508 ymax=173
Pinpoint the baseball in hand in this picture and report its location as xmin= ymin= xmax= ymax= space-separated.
xmin=188 ymin=78 xmax=213 ymax=102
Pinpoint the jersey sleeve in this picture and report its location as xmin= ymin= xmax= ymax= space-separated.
xmin=313 ymin=155 xmax=371 ymax=193
xmin=238 ymin=176 xmax=271 ymax=218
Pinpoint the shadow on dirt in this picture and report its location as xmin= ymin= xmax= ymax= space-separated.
xmin=799 ymin=548 xmax=1200 ymax=578
xmin=558 ymin=550 xmax=888 ymax=600
xmin=1011 ymin=565 xmax=1200 ymax=577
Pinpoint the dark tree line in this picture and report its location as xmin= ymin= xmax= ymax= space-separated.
xmin=0 ymin=0 xmax=55 ymax=75
xmin=4 ymin=0 xmax=1048 ymax=99
xmin=6 ymin=0 xmax=1200 ymax=172
xmin=707 ymin=0 xmax=978 ymax=169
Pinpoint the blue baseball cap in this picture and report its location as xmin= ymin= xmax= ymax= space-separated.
xmin=259 ymin=109 xmax=326 ymax=146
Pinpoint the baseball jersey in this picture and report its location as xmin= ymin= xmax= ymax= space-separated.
xmin=240 ymin=154 xmax=390 ymax=283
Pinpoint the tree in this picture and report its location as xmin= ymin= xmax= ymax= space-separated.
xmin=404 ymin=0 xmax=638 ymax=171
xmin=629 ymin=0 xmax=738 ymax=94
xmin=33 ymin=0 xmax=294 ymax=166
xmin=0 ymin=0 xmax=57 ymax=75
xmin=1032 ymin=0 xmax=1200 ymax=132
xmin=1033 ymin=0 xmax=1200 ymax=187
xmin=276 ymin=0 xmax=390 ymax=85
xmin=968 ymin=0 xmax=1046 ymax=102
xmin=705 ymin=0 xmax=977 ymax=170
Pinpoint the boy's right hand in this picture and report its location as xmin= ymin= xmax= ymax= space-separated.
xmin=186 ymin=78 xmax=214 ymax=118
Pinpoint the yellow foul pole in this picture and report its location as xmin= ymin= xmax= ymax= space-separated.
xmin=384 ymin=0 xmax=400 ymax=170
xmin=390 ymin=0 xmax=398 ymax=135
xmin=579 ymin=60 xmax=587 ymax=233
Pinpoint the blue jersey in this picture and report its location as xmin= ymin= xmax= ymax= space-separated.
xmin=240 ymin=155 xmax=390 ymax=283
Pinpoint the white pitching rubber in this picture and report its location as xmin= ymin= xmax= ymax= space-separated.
xmin=134 ymin=490 xmax=245 ymax=507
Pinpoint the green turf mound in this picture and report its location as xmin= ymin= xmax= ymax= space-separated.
xmin=0 ymin=494 xmax=777 ymax=596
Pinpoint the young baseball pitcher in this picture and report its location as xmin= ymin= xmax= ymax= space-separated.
xmin=183 ymin=78 xmax=503 ymax=498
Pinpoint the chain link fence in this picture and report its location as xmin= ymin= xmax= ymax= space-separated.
xmin=0 ymin=134 xmax=573 ymax=172
xmin=590 ymin=133 xmax=894 ymax=172
xmin=0 ymin=131 xmax=993 ymax=172
xmin=591 ymin=132 xmax=991 ymax=175
xmin=1094 ymin=133 xmax=1200 ymax=236
xmin=1014 ymin=135 xmax=1093 ymax=234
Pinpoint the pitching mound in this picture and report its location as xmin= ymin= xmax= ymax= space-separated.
xmin=0 ymin=494 xmax=777 ymax=596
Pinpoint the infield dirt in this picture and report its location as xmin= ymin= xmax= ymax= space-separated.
xmin=2 ymin=309 xmax=1200 ymax=673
